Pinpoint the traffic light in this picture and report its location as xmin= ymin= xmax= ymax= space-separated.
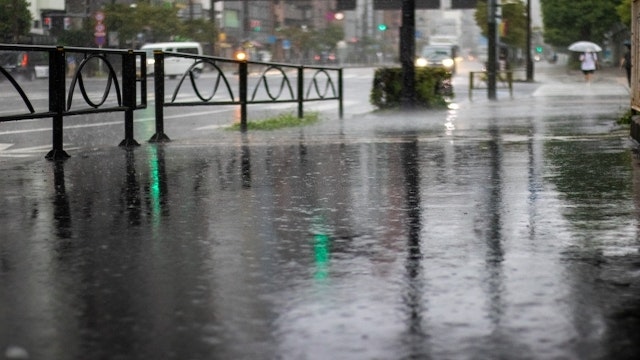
xmin=535 ymin=46 xmax=543 ymax=53
xmin=377 ymin=23 xmax=388 ymax=31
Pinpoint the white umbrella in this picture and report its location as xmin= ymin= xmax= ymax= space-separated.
xmin=568 ymin=41 xmax=602 ymax=52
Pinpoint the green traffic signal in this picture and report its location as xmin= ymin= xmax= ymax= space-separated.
xmin=535 ymin=46 xmax=543 ymax=53
xmin=377 ymin=23 xmax=387 ymax=31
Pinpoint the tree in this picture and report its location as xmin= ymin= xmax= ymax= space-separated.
xmin=616 ymin=0 xmax=631 ymax=28
xmin=105 ymin=4 xmax=218 ymax=48
xmin=313 ymin=23 xmax=345 ymax=52
xmin=474 ymin=0 xmax=527 ymax=49
xmin=278 ymin=26 xmax=315 ymax=60
xmin=105 ymin=3 xmax=183 ymax=47
xmin=179 ymin=19 xmax=218 ymax=45
xmin=0 ymin=0 xmax=32 ymax=43
xmin=541 ymin=0 xmax=623 ymax=47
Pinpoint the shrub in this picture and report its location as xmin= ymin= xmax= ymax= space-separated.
xmin=369 ymin=67 xmax=452 ymax=110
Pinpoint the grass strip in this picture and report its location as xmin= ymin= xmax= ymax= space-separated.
xmin=228 ymin=112 xmax=320 ymax=131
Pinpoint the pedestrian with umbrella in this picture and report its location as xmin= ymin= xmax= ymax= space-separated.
xmin=621 ymin=40 xmax=632 ymax=87
xmin=568 ymin=41 xmax=602 ymax=83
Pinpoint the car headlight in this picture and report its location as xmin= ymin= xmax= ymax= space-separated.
xmin=442 ymin=58 xmax=455 ymax=68
xmin=415 ymin=57 xmax=428 ymax=67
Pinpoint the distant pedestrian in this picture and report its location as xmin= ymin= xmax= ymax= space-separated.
xmin=580 ymin=51 xmax=598 ymax=83
xmin=621 ymin=41 xmax=632 ymax=87
xmin=67 ymin=55 xmax=76 ymax=77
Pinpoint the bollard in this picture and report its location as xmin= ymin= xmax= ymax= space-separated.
xmin=297 ymin=67 xmax=304 ymax=119
xmin=120 ymin=49 xmax=140 ymax=147
xmin=149 ymin=50 xmax=170 ymax=142
xmin=239 ymin=60 xmax=248 ymax=132
xmin=46 ymin=46 xmax=70 ymax=160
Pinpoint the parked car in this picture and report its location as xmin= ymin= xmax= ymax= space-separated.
xmin=137 ymin=42 xmax=204 ymax=79
xmin=0 ymin=50 xmax=49 ymax=81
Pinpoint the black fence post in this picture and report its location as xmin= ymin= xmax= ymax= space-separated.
xmin=338 ymin=68 xmax=344 ymax=119
xmin=149 ymin=50 xmax=170 ymax=142
xmin=120 ymin=49 xmax=140 ymax=147
xmin=46 ymin=46 xmax=70 ymax=160
xmin=239 ymin=60 xmax=248 ymax=132
xmin=297 ymin=67 xmax=304 ymax=119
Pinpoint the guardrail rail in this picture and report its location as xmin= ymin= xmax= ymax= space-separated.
xmin=468 ymin=70 xmax=513 ymax=100
xmin=150 ymin=51 xmax=343 ymax=140
xmin=0 ymin=44 xmax=146 ymax=159
xmin=1 ymin=44 xmax=343 ymax=158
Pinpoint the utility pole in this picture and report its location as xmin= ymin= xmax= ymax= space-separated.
xmin=400 ymin=0 xmax=416 ymax=109
xmin=525 ymin=0 xmax=534 ymax=81
xmin=487 ymin=0 xmax=497 ymax=100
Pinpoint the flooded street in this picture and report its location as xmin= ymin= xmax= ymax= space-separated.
xmin=1 ymin=65 xmax=640 ymax=359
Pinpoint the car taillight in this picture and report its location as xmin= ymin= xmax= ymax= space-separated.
xmin=20 ymin=53 xmax=28 ymax=68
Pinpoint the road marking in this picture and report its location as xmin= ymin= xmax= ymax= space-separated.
xmin=194 ymin=124 xmax=231 ymax=131
xmin=0 ymin=144 xmax=81 ymax=158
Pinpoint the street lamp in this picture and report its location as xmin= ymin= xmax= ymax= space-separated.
xmin=526 ymin=0 xmax=534 ymax=81
xmin=400 ymin=0 xmax=416 ymax=109
xmin=487 ymin=0 xmax=498 ymax=100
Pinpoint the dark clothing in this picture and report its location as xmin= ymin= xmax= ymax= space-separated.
xmin=624 ymin=51 xmax=632 ymax=86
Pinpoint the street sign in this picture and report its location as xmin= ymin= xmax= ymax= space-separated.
xmin=94 ymin=23 xmax=106 ymax=37
xmin=94 ymin=13 xmax=106 ymax=45
xmin=95 ymin=36 xmax=106 ymax=47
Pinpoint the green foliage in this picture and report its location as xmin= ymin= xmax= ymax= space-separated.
xmin=541 ymin=0 xmax=623 ymax=47
xmin=180 ymin=19 xmax=217 ymax=45
xmin=369 ymin=67 xmax=452 ymax=110
xmin=57 ymin=21 xmax=95 ymax=47
xmin=0 ymin=0 xmax=32 ymax=43
xmin=475 ymin=0 xmax=527 ymax=49
xmin=228 ymin=112 xmax=320 ymax=131
xmin=104 ymin=4 xmax=218 ymax=48
xmin=617 ymin=0 xmax=632 ymax=28
xmin=315 ymin=23 xmax=345 ymax=51
xmin=278 ymin=23 xmax=344 ymax=55
xmin=618 ymin=108 xmax=633 ymax=125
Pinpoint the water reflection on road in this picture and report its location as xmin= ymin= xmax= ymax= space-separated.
xmin=1 ymin=114 xmax=640 ymax=359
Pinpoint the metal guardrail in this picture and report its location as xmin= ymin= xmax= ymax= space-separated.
xmin=0 ymin=44 xmax=146 ymax=159
xmin=468 ymin=71 xmax=513 ymax=100
xmin=150 ymin=51 xmax=343 ymax=140
xmin=1 ymin=44 xmax=342 ymax=158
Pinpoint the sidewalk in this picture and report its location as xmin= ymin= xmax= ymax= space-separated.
xmin=1 ymin=60 xmax=639 ymax=360
xmin=531 ymin=61 xmax=630 ymax=98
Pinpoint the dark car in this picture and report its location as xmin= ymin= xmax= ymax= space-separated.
xmin=0 ymin=50 xmax=49 ymax=81
xmin=313 ymin=51 xmax=336 ymax=65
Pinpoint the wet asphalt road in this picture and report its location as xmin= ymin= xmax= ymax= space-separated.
xmin=1 ymin=62 xmax=640 ymax=359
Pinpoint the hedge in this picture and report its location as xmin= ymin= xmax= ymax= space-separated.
xmin=369 ymin=67 xmax=453 ymax=110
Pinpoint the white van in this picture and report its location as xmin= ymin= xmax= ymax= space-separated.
xmin=139 ymin=42 xmax=204 ymax=78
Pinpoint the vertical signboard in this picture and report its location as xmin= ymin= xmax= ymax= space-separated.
xmin=632 ymin=0 xmax=640 ymax=112
xmin=336 ymin=0 xmax=357 ymax=11
xmin=451 ymin=0 xmax=478 ymax=9
xmin=373 ymin=0 xmax=440 ymax=10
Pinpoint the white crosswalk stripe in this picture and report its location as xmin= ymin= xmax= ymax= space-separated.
xmin=0 ymin=144 xmax=80 ymax=158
